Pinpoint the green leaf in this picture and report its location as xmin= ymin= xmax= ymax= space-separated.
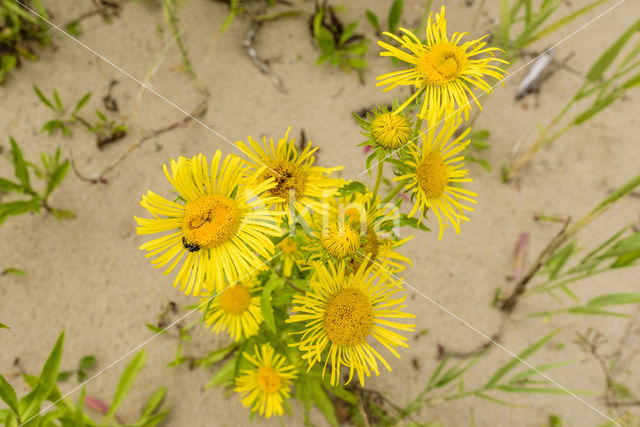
xmin=56 ymin=371 xmax=72 ymax=382
xmin=140 ymin=387 xmax=166 ymax=418
xmin=53 ymin=90 xmax=63 ymax=111
xmin=336 ymin=181 xmax=367 ymax=197
xmin=1 ymin=268 xmax=26 ymax=276
xmin=347 ymin=57 xmax=368 ymax=69
xmin=51 ymin=209 xmax=75 ymax=220
xmin=105 ymin=350 xmax=147 ymax=423
xmin=526 ymin=0 xmax=608 ymax=45
xmin=484 ymin=330 xmax=560 ymax=389
xmin=586 ymin=19 xmax=640 ymax=82
xmin=585 ymin=293 xmax=640 ymax=308
xmin=78 ymin=355 xmax=96 ymax=371
xmin=388 ymin=0 xmax=403 ymax=34
xmin=33 ymin=86 xmax=56 ymax=111
xmin=339 ymin=21 xmax=358 ymax=46
xmin=571 ymin=93 xmax=619 ymax=125
xmin=0 ymin=178 xmax=23 ymax=193
xmin=73 ymin=92 xmax=92 ymax=113
xmin=545 ymin=241 xmax=575 ymax=279
xmin=9 ymin=137 xmax=31 ymax=192
xmin=365 ymin=10 xmax=380 ymax=32
xmin=0 ymin=375 xmax=19 ymax=417
xmin=22 ymin=332 xmax=65 ymax=421
xmin=261 ymin=277 xmax=283 ymax=333
xmin=316 ymin=26 xmax=336 ymax=53
xmin=499 ymin=0 xmax=511 ymax=50
xmin=0 ymin=199 xmax=41 ymax=225
xmin=310 ymin=382 xmax=338 ymax=427
xmin=206 ymin=357 xmax=236 ymax=388
xmin=0 ymin=322 xmax=8 ymax=329
xmin=45 ymin=160 xmax=70 ymax=197
xmin=197 ymin=343 xmax=238 ymax=367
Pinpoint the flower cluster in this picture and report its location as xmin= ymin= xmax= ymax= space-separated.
xmin=135 ymin=5 xmax=504 ymax=422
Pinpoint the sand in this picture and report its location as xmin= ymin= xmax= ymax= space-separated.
xmin=1 ymin=0 xmax=639 ymax=425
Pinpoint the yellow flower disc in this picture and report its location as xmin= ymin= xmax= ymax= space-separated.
xmin=417 ymin=44 xmax=466 ymax=86
xmin=371 ymin=112 xmax=411 ymax=149
xmin=262 ymin=160 xmax=307 ymax=202
xmin=324 ymin=288 xmax=374 ymax=346
xmin=416 ymin=150 xmax=448 ymax=199
xmin=182 ymin=194 xmax=241 ymax=248
xmin=256 ymin=366 xmax=282 ymax=393
xmin=219 ymin=285 xmax=252 ymax=315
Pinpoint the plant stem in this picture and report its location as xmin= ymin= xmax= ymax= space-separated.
xmin=371 ymin=160 xmax=384 ymax=201
xmin=382 ymin=180 xmax=407 ymax=204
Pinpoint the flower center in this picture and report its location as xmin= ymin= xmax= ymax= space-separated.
xmin=323 ymin=288 xmax=373 ymax=346
xmin=218 ymin=284 xmax=251 ymax=315
xmin=416 ymin=150 xmax=448 ymax=199
xmin=278 ymin=237 xmax=298 ymax=255
xmin=321 ymin=221 xmax=361 ymax=259
xmin=182 ymin=194 xmax=241 ymax=249
xmin=263 ymin=160 xmax=307 ymax=202
xmin=256 ymin=366 xmax=282 ymax=393
xmin=371 ymin=113 xmax=411 ymax=149
xmin=417 ymin=44 xmax=465 ymax=86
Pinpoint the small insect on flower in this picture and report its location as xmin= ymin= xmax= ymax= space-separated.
xmin=376 ymin=6 xmax=508 ymax=126
xmin=287 ymin=261 xmax=414 ymax=386
xmin=135 ymin=151 xmax=284 ymax=295
xmin=235 ymin=343 xmax=297 ymax=419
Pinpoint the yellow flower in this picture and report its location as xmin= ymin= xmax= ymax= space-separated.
xmin=277 ymin=235 xmax=306 ymax=277
xmin=200 ymin=275 xmax=263 ymax=341
xmin=305 ymin=214 xmax=363 ymax=267
xmin=341 ymin=191 xmax=412 ymax=273
xmin=235 ymin=127 xmax=344 ymax=224
xmin=376 ymin=6 xmax=507 ymax=125
xmin=287 ymin=262 xmax=414 ymax=386
xmin=235 ymin=343 xmax=298 ymax=418
xmin=395 ymin=114 xmax=477 ymax=240
xmin=135 ymin=151 xmax=283 ymax=295
xmin=371 ymin=111 xmax=411 ymax=149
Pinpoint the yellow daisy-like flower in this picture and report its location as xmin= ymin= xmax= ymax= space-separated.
xmin=341 ymin=192 xmax=412 ymax=273
xmin=235 ymin=127 xmax=344 ymax=223
xmin=287 ymin=262 xmax=414 ymax=386
xmin=135 ymin=151 xmax=283 ymax=295
xmin=371 ymin=112 xmax=411 ymax=149
xmin=277 ymin=235 xmax=307 ymax=277
xmin=376 ymin=6 xmax=507 ymax=124
xmin=235 ymin=343 xmax=298 ymax=419
xmin=305 ymin=214 xmax=363 ymax=267
xmin=200 ymin=275 xmax=263 ymax=341
xmin=395 ymin=114 xmax=477 ymax=240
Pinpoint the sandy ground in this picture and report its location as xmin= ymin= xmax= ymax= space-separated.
xmin=1 ymin=0 xmax=640 ymax=426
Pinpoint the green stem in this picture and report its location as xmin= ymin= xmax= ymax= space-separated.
xmin=382 ymin=180 xmax=407 ymax=204
xmin=371 ymin=160 xmax=384 ymax=201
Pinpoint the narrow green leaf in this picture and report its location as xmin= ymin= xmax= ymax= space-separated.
xmin=336 ymin=181 xmax=367 ymax=197
xmin=0 ymin=322 xmax=8 ymax=329
xmin=585 ymin=293 xmax=640 ymax=308
xmin=311 ymin=382 xmax=338 ymax=427
xmin=23 ymin=332 xmax=65 ymax=421
xmin=0 ymin=178 xmax=23 ymax=193
xmin=9 ymin=137 xmax=30 ymax=192
xmin=365 ymin=10 xmax=380 ymax=32
xmin=261 ymin=277 xmax=283 ymax=333
xmin=1 ymin=268 xmax=26 ymax=276
xmin=586 ymin=19 xmax=640 ymax=82
xmin=388 ymin=0 xmax=403 ymax=34
xmin=206 ymin=357 xmax=235 ymax=388
xmin=0 ymin=199 xmax=41 ymax=225
xmin=105 ymin=350 xmax=147 ymax=422
xmin=140 ymin=387 xmax=166 ymax=418
xmin=53 ymin=90 xmax=63 ymax=111
xmin=339 ymin=21 xmax=358 ymax=46
xmin=484 ymin=330 xmax=560 ymax=389
xmin=526 ymin=0 xmax=608 ymax=45
xmin=45 ymin=160 xmax=70 ymax=197
xmin=73 ymin=92 xmax=92 ymax=113
xmin=0 ymin=375 xmax=19 ymax=416
xmin=572 ymin=93 xmax=619 ymax=125
xmin=499 ymin=0 xmax=511 ymax=49
xmin=33 ymin=86 xmax=55 ymax=111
